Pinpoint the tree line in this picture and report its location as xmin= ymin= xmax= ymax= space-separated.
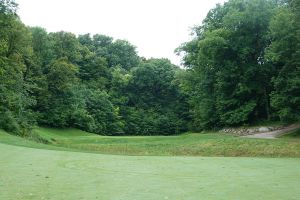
xmin=177 ymin=0 xmax=299 ymax=130
xmin=0 ymin=0 xmax=299 ymax=136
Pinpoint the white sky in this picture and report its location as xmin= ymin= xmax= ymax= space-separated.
xmin=17 ymin=0 xmax=226 ymax=66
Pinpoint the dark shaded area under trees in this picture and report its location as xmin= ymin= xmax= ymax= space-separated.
xmin=0 ymin=0 xmax=299 ymax=136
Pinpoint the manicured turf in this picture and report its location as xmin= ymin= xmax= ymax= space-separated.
xmin=1 ymin=128 xmax=300 ymax=199
xmin=1 ymin=142 xmax=300 ymax=200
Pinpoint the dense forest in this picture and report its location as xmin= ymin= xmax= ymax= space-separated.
xmin=177 ymin=0 xmax=300 ymax=130
xmin=0 ymin=0 xmax=299 ymax=136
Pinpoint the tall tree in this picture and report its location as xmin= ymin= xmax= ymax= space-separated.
xmin=0 ymin=0 xmax=35 ymax=134
xmin=42 ymin=58 xmax=79 ymax=126
xmin=267 ymin=1 xmax=300 ymax=121
xmin=178 ymin=0 xmax=279 ymax=129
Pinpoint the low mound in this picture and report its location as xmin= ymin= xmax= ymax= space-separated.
xmin=1 ymin=128 xmax=300 ymax=157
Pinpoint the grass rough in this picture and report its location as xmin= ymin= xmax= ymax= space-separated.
xmin=1 ymin=127 xmax=300 ymax=157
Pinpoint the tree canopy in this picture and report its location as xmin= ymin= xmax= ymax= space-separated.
xmin=0 ymin=0 xmax=299 ymax=136
xmin=178 ymin=0 xmax=299 ymax=130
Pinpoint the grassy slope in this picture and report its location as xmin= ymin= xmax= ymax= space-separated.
xmin=0 ymin=128 xmax=294 ymax=157
xmin=281 ymin=129 xmax=300 ymax=138
xmin=1 ymin=142 xmax=300 ymax=200
xmin=35 ymin=127 xmax=300 ymax=157
xmin=0 ymin=129 xmax=84 ymax=153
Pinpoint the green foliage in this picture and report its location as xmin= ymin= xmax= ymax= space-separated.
xmin=107 ymin=40 xmax=140 ymax=70
xmin=178 ymin=0 xmax=299 ymax=130
xmin=78 ymin=34 xmax=140 ymax=70
xmin=0 ymin=0 xmax=35 ymax=135
xmin=266 ymin=6 xmax=300 ymax=122
xmin=48 ymin=31 xmax=82 ymax=63
xmin=40 ymin=58 xmax=78 ymax=127
xmin=30 ymin=27 xmax=54 ymax=67
xmin=123 ymin=59 xmax=188 ymax=135
xmin=85 ymin=90 xmax=123 ymax=135
xmin=1 ymin=0 xmax=298 ymax=135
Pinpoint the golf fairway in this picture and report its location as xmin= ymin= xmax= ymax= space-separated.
xmin=1 ymin=143 xmax=300 ymax=200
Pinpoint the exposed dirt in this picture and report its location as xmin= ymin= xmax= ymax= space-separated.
xmin=242 ymin=123 xmax=300 ymax=139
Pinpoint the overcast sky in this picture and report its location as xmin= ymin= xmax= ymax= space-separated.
xmin=17 ymin=0 xmax=226 ymax=66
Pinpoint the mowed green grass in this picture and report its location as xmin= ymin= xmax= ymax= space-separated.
xmin=1 ymin=128 xmax=300 ymax=199
xmin=31 ymin=127 xmax=300 ymax=157
xmin=1 ymin=141 xmax=300 ymax=200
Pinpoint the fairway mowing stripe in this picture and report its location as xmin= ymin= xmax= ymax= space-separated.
xmin=60 ymin=160 xmax=293 ymax=180
xmin=1 ymin=143 xmax=300 ymax=200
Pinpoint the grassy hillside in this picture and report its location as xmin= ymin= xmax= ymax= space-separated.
xmin=281 ymin=129 xmax=300 ymax=139
xmin=1 ymin=127 xmax=300 ymax=157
